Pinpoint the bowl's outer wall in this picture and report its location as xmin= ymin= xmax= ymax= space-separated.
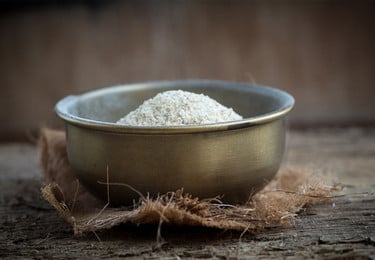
xmin=59 ymin=81 xmax=293 ymax=205
xmin=66 ymin=119 xmax=286 ymax=204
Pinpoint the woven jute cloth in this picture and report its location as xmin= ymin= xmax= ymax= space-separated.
xmin=39 ymin=128 xmax=337 ymax=236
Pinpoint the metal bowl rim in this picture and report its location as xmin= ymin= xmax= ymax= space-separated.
xmin=55 ymin=79 xmax=295 ymax=134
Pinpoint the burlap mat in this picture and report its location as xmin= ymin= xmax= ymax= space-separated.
xmin=39 ymin=128 xmax=337 ymax=236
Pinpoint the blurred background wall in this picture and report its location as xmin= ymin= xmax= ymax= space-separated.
xmin=0 ymin=0 xmax=374 ymax=141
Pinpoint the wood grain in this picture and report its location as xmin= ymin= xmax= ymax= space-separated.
xmin=1 ymin=1 xmax=375 ymax=140
xmin=0 ymin=128 xmax=374 ymax=258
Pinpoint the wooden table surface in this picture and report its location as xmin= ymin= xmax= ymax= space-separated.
xmin=1 ymin=128 xmax=374 ymax=259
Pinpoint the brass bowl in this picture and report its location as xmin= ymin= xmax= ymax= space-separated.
xmin=55 ymin=80 xmax=294 ymax=205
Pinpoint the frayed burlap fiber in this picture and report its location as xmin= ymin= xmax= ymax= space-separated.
xmin=40 ymin=128 xmax=337 ymax=236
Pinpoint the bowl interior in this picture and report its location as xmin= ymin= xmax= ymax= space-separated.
xmin=57 ymin=80 xmax=294 ymax=130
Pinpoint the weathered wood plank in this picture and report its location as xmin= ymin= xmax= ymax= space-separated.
xmin=1 ymin=1 xmax=375 ymax=139
xmin=0 ymin=128 xmax=374 ymax=258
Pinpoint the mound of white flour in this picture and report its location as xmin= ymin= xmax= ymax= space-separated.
xmin=116 ymin=90 xmax=243 ymax=126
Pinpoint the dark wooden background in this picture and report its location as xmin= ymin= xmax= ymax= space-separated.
xmin=0 ymin=2 xmax=374 ymax=257
xmin=1 ymin=0 xmax=375 ymax=140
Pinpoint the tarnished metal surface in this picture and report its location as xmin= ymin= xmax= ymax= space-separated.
xmin=56 ymin=80 xmax=294 ymax=204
